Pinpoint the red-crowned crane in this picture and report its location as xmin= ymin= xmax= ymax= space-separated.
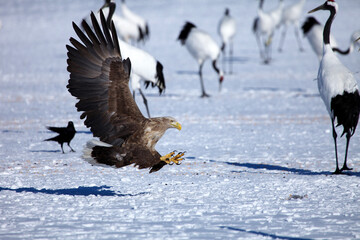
xmin=218 ymin=8 xmax=236 ymax=74
xmin=178 ymin=22 xmax=224 ymax=97
xmin=309 ymin=0 xmax=360 ymax=174
xmin=278 ymin=0 xmax=306 ymax=52
xmin=120 ymin=0 xmax=149 ymax=41
xmin=252 ymin=0 xmax=277 ymax=64
xmin=84 ymin=0 xmax=144 ymax=44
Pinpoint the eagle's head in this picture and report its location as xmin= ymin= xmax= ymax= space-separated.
xmin=165 ymin=117 xmax=182 ymax=131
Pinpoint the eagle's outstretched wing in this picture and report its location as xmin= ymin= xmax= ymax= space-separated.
xmin=67 ymin=11 xmax=146 ymax=145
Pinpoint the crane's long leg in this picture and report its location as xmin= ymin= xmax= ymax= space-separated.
xmin=267 ymin=43 xmax=272 ymax=64
xmin=341 ymin=132 xmax=353 ymax=171
xmin=264 ymin=34 xmax=273 ymax=64
xmin=331 ymin=119 xmax=341 ymax=174
xmin=229 ymin=40 xmax=234 ymax=74
xmin=139 ymin=89 xmax=151 ymax=118
xmin=278 ymin=26 xmax=287 ymax=52
xmin=294 ymin=26 xmax=304 ymax=52
xmin=199 ymin=63 xmax=209 ymax=98
xmin=222 ymin=47 xmax=226 ymax=73
xmin=221 ymin=44 xmax=226 ymax=74
xmin=255 ymin=34 xmax=265 ymax=60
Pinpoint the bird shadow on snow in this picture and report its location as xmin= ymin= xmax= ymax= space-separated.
xmin=134 ymin=92 xmax=183 ymax=98
xmin=30 ymin=150 xmax=62 ymax=153
xmin=176 ymin=70 xmax=199 ymax=75
xmin=222 ymin=56 xmax=249 ymax=63
xmin=242 ymin=87 xmax=319 ymax=98
xmin=1 ymin=129 xmax=24 ymax=134
xmin=220 ymin=226 xmax=312 ymax=240
xmin=218 ymin=161 xmax=360 ymax=177
xmin=39 ymin=130 xmax=92 ymax=134
xmin=0 ymin=185 xmax=148 ymax=197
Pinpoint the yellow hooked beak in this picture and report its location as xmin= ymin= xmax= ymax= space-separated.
xmin=308 ymin=4 xmax=326 ymax=14
xmin=171 ymin=122 xmax=182 ymax=131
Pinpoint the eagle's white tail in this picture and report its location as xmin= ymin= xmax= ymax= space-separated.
xmin=83 ymin=139 xmax=113 ymax=166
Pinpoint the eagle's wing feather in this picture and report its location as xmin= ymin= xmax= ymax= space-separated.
xmin=67 ymin=11 xmax=145 ymax=145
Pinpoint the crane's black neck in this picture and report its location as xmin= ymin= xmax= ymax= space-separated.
xmin=332 ymin=47 xmax=350 ymax=55
xmin=323 ymin=5 xmax=336 ymax=45
xmin=212 ymin=60 xmax=220 ymax=75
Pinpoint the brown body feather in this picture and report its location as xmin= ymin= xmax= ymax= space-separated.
xmin=67 ymin=11 xmax=181 ymax=172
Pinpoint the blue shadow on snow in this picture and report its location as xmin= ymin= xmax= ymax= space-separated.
xmin=30 ymin=150 xmax=62 ymax=153
xmin=219 ymin=161 xmax=360 ymax=177
xmin=221 ymin=226 xmax=313 ymax=240
xmin=0 ymin=185 xmax=148 ymax=197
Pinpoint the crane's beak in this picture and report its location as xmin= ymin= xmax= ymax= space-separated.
xmin=308 ymin=4 xmax=326 ymax=14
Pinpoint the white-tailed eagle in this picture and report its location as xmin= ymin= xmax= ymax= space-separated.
xmin=66 ymin=11 xmax=184 ymax=173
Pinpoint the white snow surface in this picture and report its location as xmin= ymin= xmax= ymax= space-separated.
xmin=1 ymin=0 xmax=360 ymax=239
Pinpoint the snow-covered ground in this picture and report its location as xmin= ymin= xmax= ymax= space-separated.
xmin=1 ymin=0 xmax=360 ymax=239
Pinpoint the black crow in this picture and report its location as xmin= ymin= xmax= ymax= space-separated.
xmin=44 ymin=121 xmax=76 ymax=153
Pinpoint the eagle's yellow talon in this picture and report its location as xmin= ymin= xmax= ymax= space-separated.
xmin=160 ymin=151 xmax=175 ymax=162
xmin=160 ymin=151 xmax=186 ymax=165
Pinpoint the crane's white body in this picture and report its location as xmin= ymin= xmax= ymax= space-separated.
xmin=318 ymin=44 xmax=358 ymax=116
xmin=218 ymin=13 xmax=236 ymax=48
xmin=120 ymin=1 xmax=148 ymax=37
xmin=118 ymin=38 xmax=159 ymax=91
xmin=185 ymin=28 xmax=221 ymax=66
xmin=112 ymin=14 xmax=141 ymax=43
xmin=84 ymin=5 xmax=141 ymax=43
xmin=257 ymin=8 xmax=276 ymax=43
xmin=269 ymin=0 xmax=284 ymax=29
xmin=116 ymin=37 xmax=164 ymax=117
xmin=218 ymin=9 xmax=236 ymax=73
xmin=253 ymin=1 xmax=277 ymax=63
xmin=281 ymin=0 xmax=306 ymax=26
xmin=278 ymin=0 xmax=306 ymax=51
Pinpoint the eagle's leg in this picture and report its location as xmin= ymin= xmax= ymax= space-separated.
xmin=160 ymin=151 xmax=185 ymax=165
